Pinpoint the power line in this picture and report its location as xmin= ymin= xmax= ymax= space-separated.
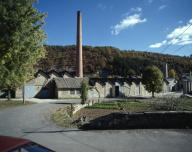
xmin=172 ymin=45 xmax=186 ymax=53
xmin=160 ymin=23 xmax=192 ymax=53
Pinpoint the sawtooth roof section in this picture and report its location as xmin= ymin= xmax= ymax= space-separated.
xmin=55 ymin=77 xmax=88 ymax=89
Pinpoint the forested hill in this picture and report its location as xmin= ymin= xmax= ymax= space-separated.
xmin=36 ymin=45 xmax=192 ymax=77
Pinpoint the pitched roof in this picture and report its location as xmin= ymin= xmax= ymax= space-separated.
xmin=48 ymin=69 xmax=61 ymax=77
xmin=34 ymin=70 xmax=50 ymax=78
xmin=89 ymin=77 xmax=142 ymax=86
xmin=55 ymin=77 xmax=87 ymax=89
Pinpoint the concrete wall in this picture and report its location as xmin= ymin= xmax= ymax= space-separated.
xmin=80 ymin=111 xmax=192 ymax=130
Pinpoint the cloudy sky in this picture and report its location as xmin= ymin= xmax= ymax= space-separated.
xmin=36 ymin=0 xmax=192 ymax=56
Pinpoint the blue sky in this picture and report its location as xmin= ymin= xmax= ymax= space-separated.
xmin=35 ymin=0 xmax=192 ymax=56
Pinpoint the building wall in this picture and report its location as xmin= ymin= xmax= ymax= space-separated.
xmin=15 ymin=74 xmax=48 ymax=98
xmin=15 ymin=85 xmax=43 ymax=98
xmin=129 ymin=82 xmax=136 ymax=96
xmin=122 ymin=82 xmax=131 ymax=97
xmin=183 ymin=80 xmax=192 ymax=94
xmin=139 ymin=83 xmax=151 ymax=96
xmin=94 ymin=82 xmax=105 ymax=98
xmin=88 ymin=81 xmax=169 ymax=98
xmin=88 ymin=88 xmax=99 ymax=98
xmin=104 ymin=82 xmax=113 ymax=97
xmin=57 ymin=89 xmax=81 ymax=98
xmin=162 ymin=82 xmax=169 ymax=93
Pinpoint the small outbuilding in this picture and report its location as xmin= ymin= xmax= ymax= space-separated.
xmin=54 ymin=77 xmax=86 ymax=98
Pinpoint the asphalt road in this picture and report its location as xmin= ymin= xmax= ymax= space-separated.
xmin=0 ymin=102 xmax=192 ymax=152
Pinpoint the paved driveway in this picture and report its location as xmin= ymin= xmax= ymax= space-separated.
xmin=0 ymin=102 xmax=192 ymax=152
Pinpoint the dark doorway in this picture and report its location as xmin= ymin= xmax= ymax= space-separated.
xmin=115 ymin=86 xmax=119 ymax=97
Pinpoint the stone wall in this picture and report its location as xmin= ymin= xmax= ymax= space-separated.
xmin=88 ymin=81 xmax=153 ymax=98
xmin=80 ymin=111 xmax=192 ymax=130
xmin=57 ymin=89 xmax=81 ymax=98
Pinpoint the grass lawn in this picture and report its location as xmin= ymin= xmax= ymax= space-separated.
xmin=0 ymin=100 xmax=34 ymax=109
xmin=86 ymin=100 xmax=153 ymax=112
xmin=86 ymin=102 xmax=119 ymax=110
xmin=86 ymin=98 xmax=192 ymax=112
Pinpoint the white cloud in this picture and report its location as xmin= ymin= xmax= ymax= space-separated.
xmin=189 ymin=19 xmax=192 ymax=24
xmin=167 ymin=21 xmax=192 ymax=45
xmin=111 ymin=14 xmax=147 ymax=35
xmin=149 ymin=19 xmax=192 ymax=48
xmin=98 ymin=3 xmax=106 ymax=10
xmin=158 ymin=5 xmax=167 ymax=10
xmin=149 ymin=40 xmax=167 ymax=48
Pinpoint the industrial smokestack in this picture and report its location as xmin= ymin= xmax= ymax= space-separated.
xmin=76 ymin=11 xmax=83 ymax=78
xmin=165 ymin=63 xmax=168 ymax=78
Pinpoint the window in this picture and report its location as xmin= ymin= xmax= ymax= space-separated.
xmin=76 ymin=90 xmax=81 ymax=94
xmin=70 ymin=90 xmax=75 ymax=95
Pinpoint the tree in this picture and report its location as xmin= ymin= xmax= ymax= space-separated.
xmin=169 ymin=69 xmax=176 ymax=78
xmin=127 ymin=69 xmax=136 ymax=76
xmin=81 ymin=81 xmax=88 ymax=104
xmin=142 ymin=66 xmax=164 ymax=98
xmin=0 ymin=0 xmax=46 ymax=102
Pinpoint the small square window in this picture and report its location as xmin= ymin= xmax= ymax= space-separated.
xmin=76 ymin=90 xmax=81 ymax=94
xmin=70 ymin=90 xmax=75 ymax=95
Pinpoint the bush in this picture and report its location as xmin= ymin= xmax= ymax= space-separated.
xmin=81 ymin=81 xmax=88 ymax=104
xmin=152 ymin=98 xmax=180 ymax=111
xmin=66 ymin=104 xmax=75 ymax=117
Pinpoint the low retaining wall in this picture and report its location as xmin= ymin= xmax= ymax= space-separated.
xmin=72 ymin=99 xmax=99 ymax=114
xmin=73 ymin=104 xmax=87 ymax=114
xmin=80 ymin=111 xmax=192 ymax=130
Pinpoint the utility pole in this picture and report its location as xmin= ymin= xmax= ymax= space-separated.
xmin=22 ymin=84 xmax=25 ymax=104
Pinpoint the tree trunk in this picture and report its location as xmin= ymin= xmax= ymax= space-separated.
xmin=152 ymin=91 xmax=155 ymax=98
xmin=22 ymin=85 xmax=26 ymax=104
xmin=7 ymin=89 xmax=11 ymax=101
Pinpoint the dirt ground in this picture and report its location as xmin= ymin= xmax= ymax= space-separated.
xmin=74 ymin=108 xmax=123 ymax=121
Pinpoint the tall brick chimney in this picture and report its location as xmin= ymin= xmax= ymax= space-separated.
xmin=76 ymin=11 xmax=83 ymax=78
xmin=165 ymin=63 xmax=168 ymax=78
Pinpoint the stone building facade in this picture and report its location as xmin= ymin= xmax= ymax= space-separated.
xmin=87 ymin=78 xmax=169 ymax=98
xmin=15 ymin=70 xmax=171 ymax=99
xmin=54 ymin=77 xmax=85 ymax=98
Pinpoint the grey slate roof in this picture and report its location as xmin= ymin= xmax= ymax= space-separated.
xmin=55 ymin=77 xmax=87 ymax=89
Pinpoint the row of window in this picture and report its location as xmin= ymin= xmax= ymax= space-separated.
xmin=70 ymin=89 xmax=81 ymax=95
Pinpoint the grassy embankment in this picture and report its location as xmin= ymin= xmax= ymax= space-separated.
xmin=86 ymin=98 xmax=192 ymax=111
xmin=52 ymin=98 xmax=192 ymax=128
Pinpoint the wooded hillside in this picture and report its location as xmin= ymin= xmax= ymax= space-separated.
xmin=36 ymin=45 xmax=192 ymax=78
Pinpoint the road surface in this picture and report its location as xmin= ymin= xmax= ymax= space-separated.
xmin=0 ymin=102 xmax=192 ymax=152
